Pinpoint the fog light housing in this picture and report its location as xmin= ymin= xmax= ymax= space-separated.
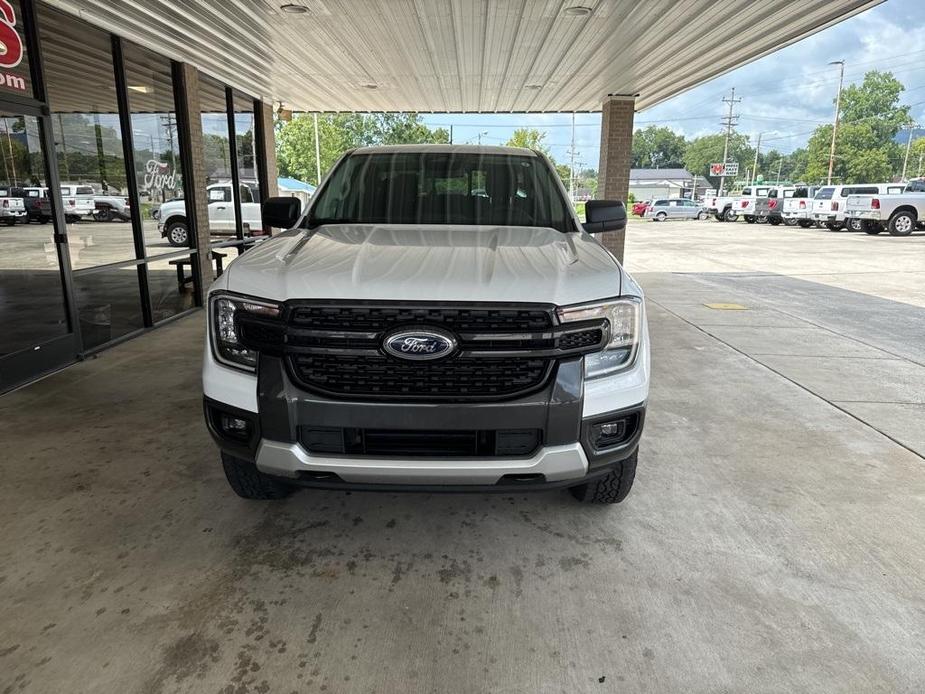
xmin=220 ymin=414 xmax=252 ymax=441
xmin=589 ymin=416 xmax=637 ymax=450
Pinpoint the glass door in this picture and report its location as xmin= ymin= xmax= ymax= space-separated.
xmin=0 ymin=108 xmax=77 ymax=391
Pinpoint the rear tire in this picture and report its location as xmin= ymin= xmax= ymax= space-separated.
xmin=655 ymin=211 xmax=667 ymax=222
xmin=783 ymin=218 xmax=798 ymax=226
xmin=697 ymin=211 xmax=708 ymax=221
xmin=713 ymin=214 xmax=724 ymax=222
xmin=798 ymin=220 xmax=814 ymax=228
xmin=825 ymin=222 xmax=843 ymax=231
xmin=768 ymin=217 xmax=781 ymax=226
xmin=221 ymin=452 xmax=293 ymax=500
xmin=887 ymin=210 xmax=916 ymax=237
xmin=723 ymin=208 xmax=738 ymax=222
xmin=863 ymin=221 xmax=883 ymax=235
xmin=847 ymin=218 xmax=863 ymax=232
xmin=744 ymin=215 xmax=756 ymax=224
xmin=569 ymin=451 xmax=637 ymax=504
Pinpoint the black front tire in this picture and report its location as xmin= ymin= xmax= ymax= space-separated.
xmin=723 ymin=208 xmax=738 ymax=222
xmin=825 ymin=222 xmax=843 ymax=231
xmin=165 ymin=220 xmax=190 ymax=247
xmin=744 ymin=215 xmax=756 ymax=224
xmin=798 ymin=220 xmax=814 ymax=228
xmin=221 ymin=452 xmax=293 ymax=500
xmin=768 ymin=217 xmax=781 ymax=226
xmin=569 ymin=451 xmax=637 ymax=504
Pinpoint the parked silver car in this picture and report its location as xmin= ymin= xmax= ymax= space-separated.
xmin=645 ymin=198 xmax=708 ymax=222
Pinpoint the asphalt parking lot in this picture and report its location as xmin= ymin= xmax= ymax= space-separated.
xmin=2 ymin=218 xmax=924 ymax=693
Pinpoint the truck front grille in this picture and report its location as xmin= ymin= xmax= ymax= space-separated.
xmin=238 ymin=301 xmax=608 ymax=403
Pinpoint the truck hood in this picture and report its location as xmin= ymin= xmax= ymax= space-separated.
xmin=222 ymin=224 xmax=624 ymax=305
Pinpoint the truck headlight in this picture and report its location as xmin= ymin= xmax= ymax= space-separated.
xmin=209 ymin=294 xmax=281 ymax=371
xmin=557 ymin=297 xmax=642 ymax=379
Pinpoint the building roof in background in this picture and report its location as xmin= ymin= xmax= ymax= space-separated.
xmin=277 ymin=177 xmax=316 ymax=193
xmin=630 ymin=169 xmax=694 ymax=181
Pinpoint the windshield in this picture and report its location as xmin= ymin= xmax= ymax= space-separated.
xmin=309 ymin=151 xmax=575 ymax=232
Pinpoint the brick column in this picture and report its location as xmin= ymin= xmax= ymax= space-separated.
xmin=597 ymin=95 xmax=636 ymax=263
xmin=256 ymin=100 xmax=279 ymax=200
xmin=174 ymin=62 xmax=213 ymax=296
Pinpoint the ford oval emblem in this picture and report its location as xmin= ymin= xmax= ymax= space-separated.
xmin=383 ymin=328 xmax=457 ymax=361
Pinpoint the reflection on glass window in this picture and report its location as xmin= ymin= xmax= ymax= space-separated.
xmin=122 ymin=43 xmax=187 ymax=253
xmin=0 ymin=113 xmax=70 ymax=357
xmin=233 ymin=92 xmax=264 ymax=238
xmin=41 ymin=7 xmax=135 ymax=270
xmin=199 ymin=76 xmax=238 ymax=246
xmin=146 ymin=253 xmax=197 ymax=323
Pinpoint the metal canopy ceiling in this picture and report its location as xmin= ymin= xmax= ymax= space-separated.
xmin=48 ymin=0 xmax=882 ymax=113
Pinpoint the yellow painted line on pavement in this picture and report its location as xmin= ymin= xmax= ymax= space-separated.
xmin=703 ymin=303 xmax=748 ymax=310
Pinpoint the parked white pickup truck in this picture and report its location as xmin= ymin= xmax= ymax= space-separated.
xmin=845 ymin=179 xmax=925 ymax=236
xmin=203 ymin=145 xmax=649 ymax=505
xmin=158 ymin=183 xmax=263 ymax=246
xmin=735 ymin=185 xmax=771 ymax=224
xmin=781 ymin=186 xmax=822 ymax=228
xmin=704 ymin=193 xmax=740 ymax=222
xmin=59 ymin=184 xmax=97 ymax=223
xmin=812 ymin=183 xmax=905 ymax=231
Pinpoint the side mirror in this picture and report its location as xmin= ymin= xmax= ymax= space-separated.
xmin=262 ymin=196 xmax=302 ymax=229
xmin=583 ymin=199 xmax=627 ymax=234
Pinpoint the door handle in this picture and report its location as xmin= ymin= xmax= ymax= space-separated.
xmin=216 ymin=206 xmax=226 ymax=210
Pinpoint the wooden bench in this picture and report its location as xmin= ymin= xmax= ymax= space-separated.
xmin=168 ymin=250 xmax=227 ymax=290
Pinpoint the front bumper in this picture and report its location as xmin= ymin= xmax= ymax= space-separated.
xmin=204 ymin=352 xmax=646 ymax=490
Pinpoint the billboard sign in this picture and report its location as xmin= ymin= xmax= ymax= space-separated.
xmin=710 ymin=162 xmax=739 ymax=176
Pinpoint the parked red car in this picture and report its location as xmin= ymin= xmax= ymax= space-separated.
xmin=632 ymin=200 xmax=650 ymax=216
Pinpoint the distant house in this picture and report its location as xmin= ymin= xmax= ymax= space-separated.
xmin=628 ymin=168 xmax=707 ymax=201
xmin=278 ymin=176 xmax=316 ymax=210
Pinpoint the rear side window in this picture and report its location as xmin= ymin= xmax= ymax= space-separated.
xmin=782 ymin=189 xmax=795 ymax=198
xmin=77 ymin=186 xmax=95 ymax=196
xmin=906 ymin=180 xmax=925 ymax=192
xmin=815 ymin=188 xmax=834 ymax=200
xmin=741 ymin=187 xmax=751 ymax=195
xmin=843 ymin=187 xmax=877 ymax=196
xmin=886 ymin=186 xmax=904 ymax=195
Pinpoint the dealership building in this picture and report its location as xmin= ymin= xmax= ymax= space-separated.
xmin=0 ymin=0 xmax=879 ymax=392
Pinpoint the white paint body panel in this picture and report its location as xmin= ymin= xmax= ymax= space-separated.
xmin=220 ymin=224 xmax=624 ymax=306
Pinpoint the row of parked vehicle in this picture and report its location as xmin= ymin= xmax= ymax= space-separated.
xmin=703 ymin=178 xmax=925 ymax=236
xmin=0 ymin=184 xmax=132 ymax=226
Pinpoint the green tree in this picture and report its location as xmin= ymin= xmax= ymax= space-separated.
xmin=802 ymin=122 xmax=896 ymax=184
xmin=506 ymin=128 xmax=549 ymax=155
xmin=840 ymin=71 xmax=910 ymax=142
xmin=909 ymin=137 xmax=925 ymax=178
xmin=276 ymin=112 xmax=449 ymax=185
xmin=631 ymin=125 xmax=686 ymax=169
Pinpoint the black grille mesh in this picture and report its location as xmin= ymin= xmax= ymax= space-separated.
xmin=289 ymin=305 xmax=553 ymax=332
xmin=290 ymin=354 xmax=550 ymax=399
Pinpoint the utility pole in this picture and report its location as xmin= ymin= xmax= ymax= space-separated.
xmin=901 ymin=122 xmax=917 ymax=181
xmin=751 ymin=132 xmax=762 ymax=186
xmin=776 ymin=158 xmax=783 ymax=185
xmin=918 ymin=150 xmax=924 ymax=178
xmin=827 ymin=60 xmax=845 ymax=185
xmin=719 ymin=87 xmax=741 ymax=195
xmin=690 ymin=174 xmax=697 ymax=200
xmin=313 ymin=113 xmax=322 ymax=185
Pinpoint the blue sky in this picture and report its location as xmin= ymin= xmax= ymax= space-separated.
xmin=421 ymin=0 xmax=925 ymax=171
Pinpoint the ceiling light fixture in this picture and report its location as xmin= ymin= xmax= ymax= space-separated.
xmin=563 ymin=6 xmax=593 ymax=16
xmin=280 ymin=3 xmax=308 ymax=13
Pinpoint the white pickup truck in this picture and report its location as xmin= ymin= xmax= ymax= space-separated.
xmin=59 ymin=184 xmax=97 ymax=224
xmin=735 ymin=185 xmax=771 ymax=224
xmin=845 ymin=179 xmax=925 ymax=236
xmin=158 ymin=182 xmax=263 ymax=246
xmin=203 ymin=145 xmax=649 ymax=505
xmin=704 ymin=193 xmax=740 ymax=222
xmin=781 ymin=186 xmax=822 ymax=228
xmin=812 ymin=183 xmax=905 ymax=231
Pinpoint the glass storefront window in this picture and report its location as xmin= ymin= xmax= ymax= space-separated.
xmin=41 ymin=7 xmax=134 ymax=270
xmin=146 ymin=253 xmax=196 ymax=323
xmin=0 ymin=112 xmax=69 ymax=357
xmin=232 ymin=91 xmax=262 ymax=238
xmin=199 ymin=76 xmax=237 ymax=247
xmin=72 ymin=265 xmax=143 ymax=349
xmin=0 ymin=0 xmax=34 ymax=99
xmin=122 ymin=43 xmax=186 ymax=254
